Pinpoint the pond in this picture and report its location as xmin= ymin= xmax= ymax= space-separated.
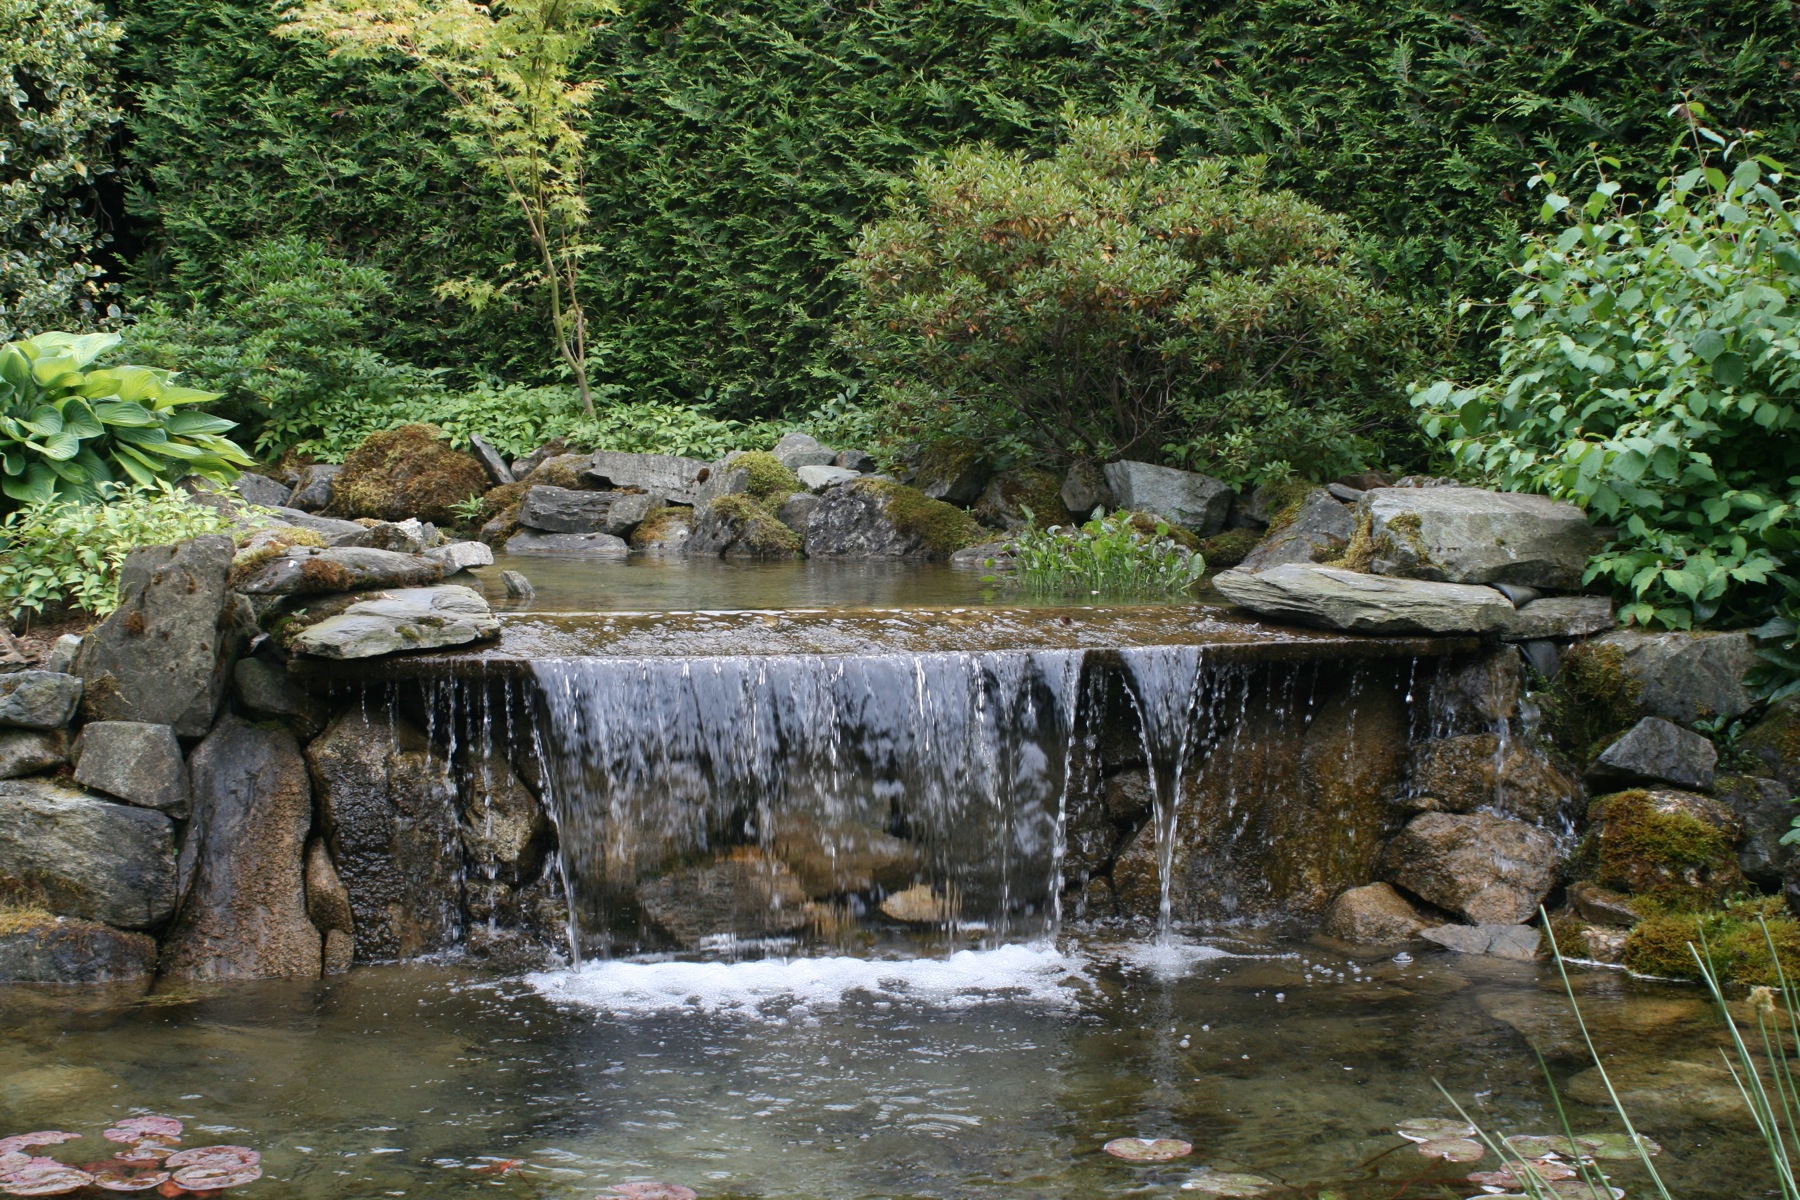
xmin=0 ymin=931 xmax=1766 ymax=1200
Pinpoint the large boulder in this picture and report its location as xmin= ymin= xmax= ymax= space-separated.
xmin=1237 ymin=490 xmax=1354 ymax=571
xmin=0 ymin=779 xmax=176 ymax=929
xmin=516 ymin=486 xmax=657 ymax=535
xmin=75 ymin=535 xmax=235 ymax=737
xmin=1378 ymin=811 xmax=1558 ymax=925
xmin=285 ymin=585 xmax=500 ymax=660
xmin=1406 ymin=733 xmax=1576 ymax=823
xmin=1318 ymin=883 xmax=1434 ymax=944
xmin=1587 ymin=717 xmax=1718 ymax=791
xmin=1586 ymin=788 xmax=1741 ymax=906
xmin=1357 ymin=486 xmax=1605 ymax=590
xmin=1060 ymin=462 xmax=1114 ymax=517
xmin=161 ymin=717 xmax=321 ymax=980
xmin=1593 ymin=629 xmax=1758 ymax=725
xmin=1717 ymin=774 xmax=1795 ymax=885
xmin=0 ymin=670 xmax=82 ymax=730
xmin=0 ymin=914 xmax=156 ymax=984
xmin=503 ymin=529 xmax=630 ymax=558
xmin=688 ymin=495 xmax=802 ymax=559
xmin=306 ymin=707 xmax=462 ymax=960
xmin=0 ymin=729 xmax=68 ymax=779
xmin=1102 ymin=460 xmax=1232 ymax=535
xmin=583 ymin=450 xmax=712 ymax=506
xmin=327 ymin=423 xmax=490 ymax=525
xmin=804 ymin=479 xmax=979 ymax=560
xmin=910 ymin=442 xmax=991 ymax=507
xmin=971 ymin=467 xmax=1073 ymax=530
xmin=1213 ymin=564 xmax=1512 ymax=635
xmin=70 ymin=722 xmax=188 ymax=813
xmin=230 ymin=545 xmax=444 ymax=596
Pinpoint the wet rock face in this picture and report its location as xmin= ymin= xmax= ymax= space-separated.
xmin=0 ymin=779 xmax=177 ymax=929
xmin=163 ymin=717 xmax=321 ymax=980
xmin=1319 ymin=883 xmax=1433 ymax=944
xmin=1378 ymin=811 xmax=1558 ymax=925
xmin=763 ymin=812 xmax=919 ymax=897
xmin=0 ymin=915 xmax=157 ymax=984
xmin=505 ymin=529 xmax=630 ymax=558
xmin=303 ymin=837 xmax=354 ymax=976
xmin=803 ymin=480 xmax=977 ymax=560
xmin=233 ymin=658 xmax=330 ymax=737
xmin=306 ymin=707 xmax=462 ymax=961
xmin=1405 ymin=734 xmax=1576 ymax=824
xmin=1358 ymin=486 xmax=1604 ymax=590
xmin=75 ymin=535 xmax=235 ymax=737
xmin=637 ymin=850 xmax=811 ymax=947
xmin=456 ymin=749 xmax=549 ymax=883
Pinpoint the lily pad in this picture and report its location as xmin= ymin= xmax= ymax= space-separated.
xmin=114 ymin=1145 xmax=173 ymax=1167
xmin=91 ymin=1168 xmax=172 ymax=1192
xmin=0 ymin=1159 xmax=23 ymax=1178
xmin=0 ymin=1137 xmax=79 ymax=1159
xmin=1415 ymin=1137 xmax=1485 ymax=1163
xmin=0 ymin=1163 xmax=95 ymax=1196
xmin=1576 ymin=1132 xmax=1661 ymax=1160
xmin=1104 ymin=1137 xmax=1193 ymax=1162
xmin=604 ymin=1186 xmax=698 ymax=1200
xmin=102 ymin=1120 xmax=182 ymax=1146
xmin=1396 ymin=1118 xmax=1476 ymax=1144
xmin=1501 ymin=1134 xmax=1574 ymax=1159
xmin=170 ymin=1162 xmax=263 ymax=1190
xmin=162 ymin=1146 xmax=258 ymax=1172
xmin=1469 ymin=1159 xmax=1577 ymax=1187
xmin=1179 ymin=1168 xmax=1276 ymax=1195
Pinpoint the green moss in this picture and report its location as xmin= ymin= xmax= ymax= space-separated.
xmin=630 ymin=504 xmax=691 ymax=549
xmin=1622 ymin=896 xmax=1800 ymax=985
xmin=1199 ymin=527 xmax=1263 ymax=570
xmin=1258 ymin=479 xmax=1316 ymax=535
xmin=1541 ymin=641 xmax=1645 ymax=763
xmin=1118 ymin=510 xmax=1200 ymax=551
xmin=227 ymin=529 xmax=328 ymax=586
xmin=478 ymin=480 xmax=529 ymax=524
xmin=523 ymin=454 xmax=589 ymax=490
xmin=733 ymin=451 xmax=803 ymax=502
xmin=0 ymin=902 xmax=56 ymax=937
xmin=709 ymin=493 xmax=802 ymax=556
xmin=328 ymin=424 xmax=490 ymax=525
xmin=977 ymin=467 xmax=1070 ymax=527
xmin=859 ymin=479 xmax=979 ymax=556
xmin=1586 ymin=789 xmax=1739 ymax=907
xmin=914 ymin=439 xmax=985 ymax=489
xmin=1327 ymin=507 xmax=1377 ymax=572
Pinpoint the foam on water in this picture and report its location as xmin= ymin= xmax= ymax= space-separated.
xmin=1112 ymin=936 xmax=1239 ymax=979
xmin=525 ymin=942 xmax=1086 ymax=1017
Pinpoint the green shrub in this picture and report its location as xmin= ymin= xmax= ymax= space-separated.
xmin=840 ymin=112 xmax=1416 ymax=485
xmin=0 ymin=483 xmax=252 ymax=618
xmin=0 ymin=331 xmax=251 ymax=505
xmin=1414 ymin=123 xmax=1800 ymax=632
xmin=1005 ymin=508 xmax=1204 ymax=600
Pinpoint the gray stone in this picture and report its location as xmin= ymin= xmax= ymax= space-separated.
xmin=1588 ymin=716 xmax=1718 ymax=791
xmin=41 ymin=634 xmax=80 ymax=676
xmin=1518 ymin=639 xmax=1560 ymax=681
xmin=632 ymin=510 xmax=693 ymax=556
xmin=468 ymin=433 xmax=515 ymax=485
xmin=231 ymin=545 xmax=444 ymax=596
xmin=1719 ymin=774 xmax=1797 ymax=885
xmin=775 ymin=491 xmax=822 ymax=534
xmin=1060 ymin=462 xmax=1113 ymax=517
xmin=0 ymin=778 xmax=176 ymax=929
xmin=1501 ymin=595 xmax=1615 ymax=641
xmin=0 ymin=628 xmax=27 ymax=673
xmin=233 ymin=658 xmax=330 ymax=738
xmin=803 ymin=481 xmax=966 ymax=560
xmin=1326 ymin=482 xmax=1365 ymax=503
xmin=0 ymin=670 xmax=82 ymax=730
xmin=0 ymin=728 xmax=68 ymax=778
xmin=517 ymin=485 xmax=657 ymax=535
xmin=1237 ymin=489 xmax=1354 ymax=570
xmin=1421 ymin=923 xmax=1542 ymax=961
xmin=425 ymin=539 xmax=494 ymax=574
xmin=260 ymin=507 xmax=371 ymax=544
xmin=1379 ymin=811 xmax=1558 ymax=925
xmin=690 ymin=497 xmax=802 ymax=559
xmin=796 ymin=464 xmax=861 ymax=492
xmin=912 ymin=447 xmax=991 ymax=507
xmin=1102 ymin=460 xmax=1233 ymax=535
xmin=502 ymin=570 xmax=536 ymax=599
xmin=306 ymin=706 xmax=462 ymax=960
xmin=71 ymin=722 xmax=188 ymax=813
xmin=338 ymin=518 xmax=432 ymax=554
xmin=773 ymin=431 xmax=836 ymax=471
xmin=233 ymin=472 xmax=292 ymax=507
xmin=1358 ymin=486 xmax=1606 ymax=590
xmin=1319 ymin=883 xmax=1434 ymax=944
xmin=503 ymin=529 xmax=629 ymax=558
xmin=457 ymin=748 xmax=547 ymax=880
xmin=583 ymin=450 xmax=712 ymax=505
xmin=75 ymin=536 xmax=235 ymax=737
xmin=1568 ymin=881 xmax=1643 ymax=928
xmin=511 ymin=441 xmax=565 ymax=480
xmin=1594 ymin=629 xmax=1758 ymax=725
xmin=1213 ymin=564 xmax=1512 ymax=635
xmin=0 ymin=916 xmax=156 ymax=984
xmin=950 ymin=541 xmax=1012 ymax=568
xmin=1492 ymin=583 xmax=1542 ymax=605
xmin=286 ymin=463 xmax=341 ymax=511
xmin=693 ymin=461 xmax=751 ymax=507
xmin=286 ymin=585 xmax=501 ymax=660
xmin=162 ymin=717 xmax=321 ymax=980
xmin=835 ymin=450 xmax=876 ymax=473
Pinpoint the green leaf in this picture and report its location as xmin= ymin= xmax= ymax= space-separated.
xmin=1713 ymin=352 xmax=1747 ymax=388
xmin=1692 ymin=329 xmax=1726 ymax=362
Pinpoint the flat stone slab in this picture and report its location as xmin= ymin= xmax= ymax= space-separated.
xmin=583 ymin=450 xmax=712 ymax=506
xmin=504 ymin=529 xmax=630 ymax=558
xmin=1360 ymin=486 xmax=1605 ymax=590
xmin=232 ymin=545 xmax=444 ymax=596
xmin=1422 ymin=923 xmax=1542 ymax=961
xmin=287 ymin=585 xmax=501 ymax=659
xmin=1501 ymin=595 xmax=1615 ymax=641
xmin=0 ymin=670 xmax=82 ymax=730
xmin=1213 ymin=564 xmax=1512 ymax=635
xmin=0 ymin=779 xmax=177 ymax=929
xmin=797 ymin=464 xmax=861 ymax=492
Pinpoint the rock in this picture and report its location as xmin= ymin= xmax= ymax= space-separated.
xmin=1326 ymin=482 xmax=1365 ymax=503
xmin=583 ymin=450 xmax=712 ymax=506
xmin=1358 ymin=486 xmax=1604 ymax=590
xmin=0 ymin=670 xmax=82 ymax=730
xmin=0 ymin=778 xmax=176 ymax=929
xmin=286 ymin=463 xmax=341 ymax=511
xmin=503 ymin=529 xmax=630 ymax=558
xmin=1110 ymin=822 xmax=1162 ymax=919
xmin=162 ymin=717 xmax=321 ymax=980
xmin=971 ymin=467 xmax=1073 ymax=530
xmin=75 ymin=536 xmax=235 ymax=737
xmin=1427 ymin=650 xmax=1523 ymax=732
xmin=775 ymin=492 xmax=823 ymax=535
xmin=0 ymin=728 xmax=68 ymax=778
xmin=1717 ymin=774 xmax=1796 ymax=885
xmin=1421 ymin=923 xmax=1542 ymax=961
xmin=303 ymin=838 xmax=354 ymax=975
xmin=1379 ymin=811 xmax=1558 ymax=925
xmin=0 ymin=915 xmax=157 ymax=984
xmin=764 ymin=812 xmax=919 ymax=897
xmin=1740 ymin=697 xmax=1800 ymax=792
xmin=70 ymin=722 xmax=188 ymax=813
xmin=1212 ymin=564 xmax=1512 ymax=635
xmin=1237 ymin=490 xmax=1354 ymax=570
xmin=517 ymin=485 xmax=657 ymax=535
xmin=286 ymin=585 xmax=500 ymax=659
xmin=502 ymin=570 xmax=536 ymax=599
xmin=1576 ymin=924 xmax=1630 ymax=964
xmin=949 ymin=541 xmax=1011 ymax=568
xmin=1568 ymin=881 xmax=1643 ymax=928
xmin=233 ymin=472 xmax=292 ymax=508
xmin=1593 ymin=629 xmax=1759 ymax=725
xmin=773 ymin=432 xmax=836 ymax=471
xmin=260 ymin=507 xmax=370 ymax=544
xmin=690 ymin=495 xmax=803 ymax=558
xmin=1587 ymin=788 xmax=1742 ymax=905
xmin=1060 ymin=462 xmax=1114 ymax=517
xmin=804 ymin=479 xmax=978 ymax=560
xmin=1587 ymin=717 xmax=1718 ymax=791
xmin=230 ymin=545 xmax=444 ymax=596
xmin=457 ymin=749 xmax=547 ymax=879
xmin=232 ymin=658 xmax=330 ymax=738
xmin=1102 ymin=460 xmax=1232 ymax=535
xmin=41 ymin=634 xmax=81 ymax=675
xmin=522 ymin=451 xmax=594 ymax=489
xmin=1406 ymin=734 xmax=1576 ymax=823
xmin=511 ymin=439 xmax=565 ymax=480
xmin=835 ymin=450 xmax=876 ymax=473
xmin=328 ymin=424 xmax=490 ymax=525
xmin=636 ymin=849 xmax=811 ymax=946
xmin=306 ymin=706 xmax=462 ymax=960
xmin=338 ymin=518 xmax=432 ymax=554
xmin=796 ymin=464 xmax=861 ymax=492
xmin=630 ymin=506 xmax=693 ymax=555
xmin=1500 ymin=595 xmax=1615 ymax=641
xmin=468 ymin=433 xmax=515 ymax=485
xmin=910 ymin=442 xmax=991 ymax=507
xmin=425 ymin=540 xmax=494 ymax=574
xmin=879 ymin=882 xmax=959 ymax=925
xmin=1319 ymin=882 xmax=1434 ymax=944
xmin=693 ymin=461 xmax=751 ymax=507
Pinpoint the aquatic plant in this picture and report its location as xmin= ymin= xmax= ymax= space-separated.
xmin=1004 ymin=508 xmax=1204 ymax=600
xmin=0 ymin=1118 xmax=261 ymax=1197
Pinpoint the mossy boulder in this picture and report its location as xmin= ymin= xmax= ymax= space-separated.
xmin=1621 ymin=896 xmax=1800 ymax=984
xmin=910 ymin=439 xmax=991 ymax=506
xmin=733 ymin=450 xmax=804 ymax=502
xmin=1198 ymin=527 xmax=1263 ymax=571
xmin=1585 ymin=788 xmax=1743 ymax=908
xmin=1539 ymin=640 xmax=1646 ymax=764
xmin=328 ymin=424 xmax=490 ymax=526
xmin=689 ymin=494 xmax=802 ymax=558
xmin=973 ymin=467 xmax=1072 ymax=529
xmin=805 ymin=478 xmax=980 ymax=559
xmin=522 ymin=453 xmax=593 ymax=490
xmin=1738 ymin=696 xmax=1800 ymax=793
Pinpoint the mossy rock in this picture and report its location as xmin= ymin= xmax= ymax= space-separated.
xmin=1585 ymin=788 xmax=1742 ymax=908
xmin=1117 ymin=510 xmax=1200 ymax=552
xmin=690 ymin=493 xmax=802 ymax=558
xmin=1737 ymin=696 xmax=1800 ymax=791
xmin=973 ymin=467 xmax=1072 ymax=529
xmin=1199 ymin=527 xmax=1263 ymax=571
xmin=731 ymin=451 xmax=804 ymax=502
xmin=328 ymin=424 xmax=490 ymax=525
xmin=863 ymin=479 xmax=981 ymax=556
xmin=522 ymin=453 xmax=592 ymax=490
xmin=1622 ymin=896 xmax=1800 ymax=985
xmin=1541 ymin=641 xmax=1647 ymax=764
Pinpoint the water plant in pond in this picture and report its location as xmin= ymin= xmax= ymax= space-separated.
xmin=0 ymin=1120 xmax=260 ymax=1198
xmin=1003 ymin=508 xmax=1204 ymax=600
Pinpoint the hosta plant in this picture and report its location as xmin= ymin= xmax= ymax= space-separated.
xmin=0 ymin=330 xmax=252 ymax=505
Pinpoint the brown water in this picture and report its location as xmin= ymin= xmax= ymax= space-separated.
xmin=0 ymin=933 xmax=1771 ymax=1200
